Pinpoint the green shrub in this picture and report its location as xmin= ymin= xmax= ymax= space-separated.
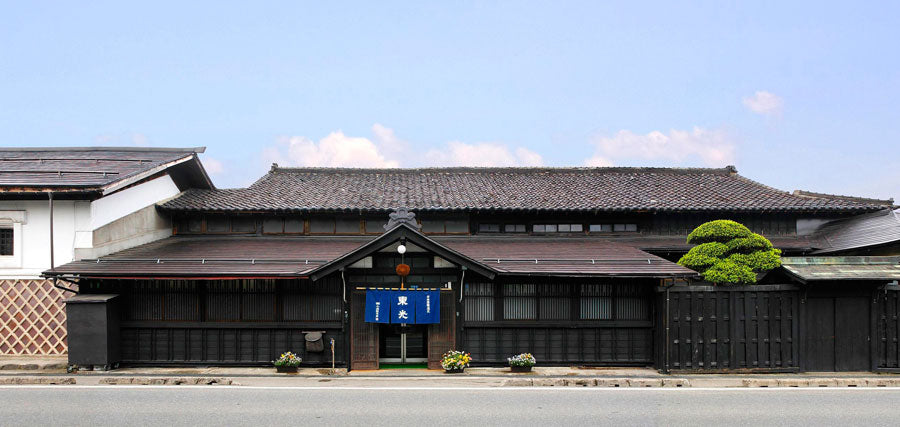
xmin=702 ymin=259 xmax=757 ymax=284
xmin=727 ymin=248 xmax=782 ymax=271
xmin=686 ymin=220 xmax=753 ymax=244
xmin=725 ymin=233 xmax=774 ymax=254
xmin=677 ymin=242 xmax=729 ymax=271
xmin=678 ymin=220 xmax=782 ymax=285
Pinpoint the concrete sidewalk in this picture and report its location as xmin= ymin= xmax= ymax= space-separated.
xmin=4 ymin=373 xmax=900 ymax=388
xmin=0 ymin=355 xmax=67 ymax=371
xmin=3 ymin=359 xmax=900 ymax=387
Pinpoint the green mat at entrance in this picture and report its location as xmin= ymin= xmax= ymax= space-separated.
xmin=379 ymin=363 xmax=428 ymax=369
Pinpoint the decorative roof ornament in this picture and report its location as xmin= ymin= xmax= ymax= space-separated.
xmin=384 ymin=208 xmax=420 ymax=231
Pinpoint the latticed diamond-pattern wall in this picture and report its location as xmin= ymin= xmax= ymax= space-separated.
xmin=0 ymin=279 xmax=71 ymax=355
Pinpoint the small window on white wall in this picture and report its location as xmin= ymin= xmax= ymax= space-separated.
xmin=0 ymin=228 xmax=12 ymax=256
xmin=0 ymin=211 xmax=25 ymax=269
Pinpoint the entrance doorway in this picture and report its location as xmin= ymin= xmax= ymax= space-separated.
xmin=379 ymin=324 xmax=428 ymax=364
xmin=804 ymin=296 xmax=871 ymax=371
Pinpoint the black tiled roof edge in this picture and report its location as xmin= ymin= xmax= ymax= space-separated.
xmin=792 ymin=190 xmax=895 ymax=207
xmin=263 ymin=164 xmax=740 ymax=175
xmin=0 ymin=146 xmax=205 ymax=153
xmin=0 ymin=146 xmax=208 ymax=190
xmin=159 ymin=165 xmax=888 ymax=214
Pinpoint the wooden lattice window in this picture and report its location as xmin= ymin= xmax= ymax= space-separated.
xmin=0 ymin=228 xmax=12 ymax=256
xmin=464 ymin=283 xmax=494 ymax=321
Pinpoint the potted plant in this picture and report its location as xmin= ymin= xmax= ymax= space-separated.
xmin=441 ymin=350 xmax=472 ymax=373
xmin=508 ymin=353 xmax=536 ymax=373
xmin=273 ymin=351 xmax=302 ymax=373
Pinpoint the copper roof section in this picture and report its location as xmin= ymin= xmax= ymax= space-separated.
xmin=45 ymin=234 xmax=698 ymax=279
xmin=45 ymin=236 xmax=367 ymax=277
xmin=781 ymin=256 xmax=900 ymax=282
xmin=438 ymin=237 xmax=696 ymax=276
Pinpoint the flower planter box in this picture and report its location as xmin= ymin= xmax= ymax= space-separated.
xmin=444 ymin=368 xmax=465 ymax=374
xmin=275 ymin=366 xmax=299 ymax=373
xmin=510 ymin=365 xmax=533 ymax=373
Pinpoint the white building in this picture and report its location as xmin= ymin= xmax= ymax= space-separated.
xmin=0 ymin=147 xmax=212 ymax=355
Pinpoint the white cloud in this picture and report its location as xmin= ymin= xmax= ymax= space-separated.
xmin=584 ymin=127 xmax=735 ymax=167
xmin=263 ymin=129 xmax=400 ymax=168
xmin=131 ymin=133 xmax=150 ymax=146
xmin=201 ymin=156 xmax=225 ymax=175
xmin=424 ymin=142 xmax=544 ymax=167
xmin=742 ymin=91 xmax=783 ymax=116
xmin=371 ymin=123 xmax=408 ymax=159
xmin=265 ymin=124 xmax=543 ymax=168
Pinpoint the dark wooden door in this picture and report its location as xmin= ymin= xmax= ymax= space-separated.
xmin=350 ymin=291 xmax=378 ymax=370
xmin=805 ymin=296 xmax=871 ymax=372
xmin=835 ymin=297 xmax=870 ymax=371
xmin=805 ymin=297 xmax=835 ymax=371
xmin=427 ymin=291 xmax=456 ymax=370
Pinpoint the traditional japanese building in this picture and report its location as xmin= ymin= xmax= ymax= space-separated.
xmin=0 ymin=147 xmax=211 ymax=357
xmin=43 ymin=164 xmax=900 ymax=371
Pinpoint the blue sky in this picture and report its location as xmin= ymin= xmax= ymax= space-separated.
xmin=1 ymin=1 xmax=898 ymax=200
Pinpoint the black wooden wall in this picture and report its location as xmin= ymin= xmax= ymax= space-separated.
xmin=461 ymin=279 xmax=656 ymax=366
xmin=119 ymin=325 xmax=343 ymax=365
xmin=84 ymin=278 xmax=346 ymax=366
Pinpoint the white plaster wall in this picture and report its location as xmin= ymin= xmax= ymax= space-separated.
xmin=0 ymin=200 xmax=90 ymax=278
xmin=90 ymin=175 xmax=180 ymax=230
xmin=0 ymin=174 xmax=182 ymax=278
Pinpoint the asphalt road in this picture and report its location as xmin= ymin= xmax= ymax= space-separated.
xmin=3 ymin=386 xmax=900 ymax=426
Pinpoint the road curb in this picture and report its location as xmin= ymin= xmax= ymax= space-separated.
xmin=97 ymin=377 xmax=234 ymax=385
xmin=0 ymin=377 xmax=76 ymax=385
xmin=0 ymin=363 xmax=68 ymax=371
xmin=500 ymin=377 xmax=900 ymax=388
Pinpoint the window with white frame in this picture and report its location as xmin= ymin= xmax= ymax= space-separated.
xmin=0 ymin=228 xmax=12 ymax=256
xmin=0 ymin=211 xmax=25 ymax=268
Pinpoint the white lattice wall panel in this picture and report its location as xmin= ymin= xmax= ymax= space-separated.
xmin=0 ymin=279 xmax=71 ymax=355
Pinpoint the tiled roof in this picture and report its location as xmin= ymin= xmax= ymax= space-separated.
xmin=45 ymin=235 xmax=696 ymax=278
xmin=0 ymin=147 xmax=209 ymax=191
xmin=160 ymin=165 xmax=886 ymax=213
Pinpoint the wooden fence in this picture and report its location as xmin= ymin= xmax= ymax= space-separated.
xmin=656 ymin=284 xmax=801 ymax=373
xmin=0 ymin=279 xmax=71 ymax=355
xmin=875 ymin=285 xmax=900 ymax=371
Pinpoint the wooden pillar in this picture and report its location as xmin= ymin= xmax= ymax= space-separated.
xmin=427 ymin=290 xmax=456 ymax=369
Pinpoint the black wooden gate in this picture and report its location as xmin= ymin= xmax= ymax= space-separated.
xmin=803 ymin=296 xmax=870 ymax=371
xmin=875 ymin=285 xmax=900 ymax=372
xmin=656 ymin=284 xmax=801 ymax=373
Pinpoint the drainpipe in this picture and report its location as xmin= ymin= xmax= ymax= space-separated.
xmin=458 ymin=267 xmax=466 ymax=303
xmin=48 ymin=192 xmax=54 ymax=271
xmin=663 ymin=279 xmax=676 ymax=375
xmin=53 ymin=277 xmax=78 ymax=293
xmin=47 ymin=192 xmax=77 ymax=294
xmin=341 ymin=269 xmax=350 ymax=372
